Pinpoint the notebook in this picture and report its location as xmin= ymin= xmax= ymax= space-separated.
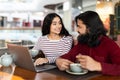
xmin=7 ymin=44 xmax=56 ymax=72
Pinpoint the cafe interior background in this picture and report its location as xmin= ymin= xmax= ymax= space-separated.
xmin=0 ymin=0 xmax=120 ymax=52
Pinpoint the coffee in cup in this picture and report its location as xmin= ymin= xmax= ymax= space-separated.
xmin=70 ymin=63 xmax=82 ymax=73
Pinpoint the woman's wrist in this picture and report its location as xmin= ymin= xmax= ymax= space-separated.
xmin=44 ymin=58 xmax=49 ymax=64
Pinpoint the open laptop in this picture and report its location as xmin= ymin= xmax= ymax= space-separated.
xmin=7 ymin=44 xmax=56 ymax=72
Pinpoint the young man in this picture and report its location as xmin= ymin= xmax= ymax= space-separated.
xmin=56 ymin=11 xmax=120 ymax=76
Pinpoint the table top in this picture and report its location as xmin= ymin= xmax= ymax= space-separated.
xmin=0 ymin=65 xmax=120 ymax=80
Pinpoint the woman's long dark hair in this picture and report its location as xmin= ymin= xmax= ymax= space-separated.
xmin=75 ymin=11 xmax=107 ymax=47
xmin=42 ymin=13 xmax=70 ymax=36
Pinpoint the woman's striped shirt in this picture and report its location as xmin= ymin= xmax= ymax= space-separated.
xmin=33 ymin=35 xmax=73 ymax=63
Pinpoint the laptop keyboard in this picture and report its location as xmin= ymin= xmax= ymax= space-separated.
xmin=35 ymin=64 xmax=56 ymax=72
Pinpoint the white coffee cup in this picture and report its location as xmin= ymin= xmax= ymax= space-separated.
xmin=70 ymin=63 xmax=82 ymax=73
xmin=29 ymin=49 xmax=39 ymax=57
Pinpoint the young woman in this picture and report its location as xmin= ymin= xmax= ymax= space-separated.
xmin=33 ymin=13 xmax=73 ymax=65
xmin=56 ymin=11 xmax=120 ymax=76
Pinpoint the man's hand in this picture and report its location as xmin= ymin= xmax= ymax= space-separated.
xmin=56 ymin=58 xmax=73 ymax=71
xmin=76 ymin=54 xmax=102 ymax=71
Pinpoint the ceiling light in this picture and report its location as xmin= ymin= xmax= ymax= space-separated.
xmin=78 ymin=6 xmax=82 ymax=10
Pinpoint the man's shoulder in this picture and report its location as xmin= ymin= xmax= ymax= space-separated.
xmin=101 ymin=36 xmax=113 ymax=42
xmin=101 ymin=36 xmax=116 ymax=46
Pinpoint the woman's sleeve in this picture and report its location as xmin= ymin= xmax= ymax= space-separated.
xmin=32 ymin=37 xmax=41 ymax=50
xmin=47 ymin=57 xmax=58 ymax=63
xmin=62 ymin=36 xmax=73 ymax=54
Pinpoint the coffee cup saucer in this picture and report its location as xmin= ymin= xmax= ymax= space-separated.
xmin=66 ymin=69 xmax=88 ymax=75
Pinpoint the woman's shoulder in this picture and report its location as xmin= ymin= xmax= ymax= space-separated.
xmin=61 ymin=35 xmax=73 ymax=44
xmin=61 ymin=35 xmax=73 ymax=41
xmin=38 ymin=35 xmax=48 ymax=40
xmin=63 ymin=35 xmax=73 ymax=39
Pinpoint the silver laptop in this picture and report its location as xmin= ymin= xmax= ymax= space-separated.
xmin=7 ymin=44 xmax=56 ymax=72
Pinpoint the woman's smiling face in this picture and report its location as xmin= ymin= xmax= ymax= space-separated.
xmin=50 ymin=17 xmax=62 ymax=35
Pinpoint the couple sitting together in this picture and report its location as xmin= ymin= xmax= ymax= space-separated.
xmin=33 ymin=11 xmax=120 ymax=76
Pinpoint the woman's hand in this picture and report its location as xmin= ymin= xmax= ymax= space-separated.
xmin=76 ymin=54 xmax=102 ymax=71
xmin=34 ymin=58 xmax=48 ymax=66
xmin=56 ymin=58 xmax=73 ymax=71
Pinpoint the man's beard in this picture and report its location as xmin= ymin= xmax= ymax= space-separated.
xmin=77 ymin=33 xmax=101 ymax=47
xmin=77 ymin=33 xmax=89 ymax=44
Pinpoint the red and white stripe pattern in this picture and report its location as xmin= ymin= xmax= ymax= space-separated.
xmin=33 ymin=35 xmax=73 ymax=63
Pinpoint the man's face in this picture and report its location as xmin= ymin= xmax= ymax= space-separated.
xmin=76 ymin=19 xmax=89 ymax=44
xmin=76 ymin=19 xmax=87 ymax=36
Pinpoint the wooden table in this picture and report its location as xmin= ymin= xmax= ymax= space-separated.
xmin=0 ymin=65 xmax=120 ymax=80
